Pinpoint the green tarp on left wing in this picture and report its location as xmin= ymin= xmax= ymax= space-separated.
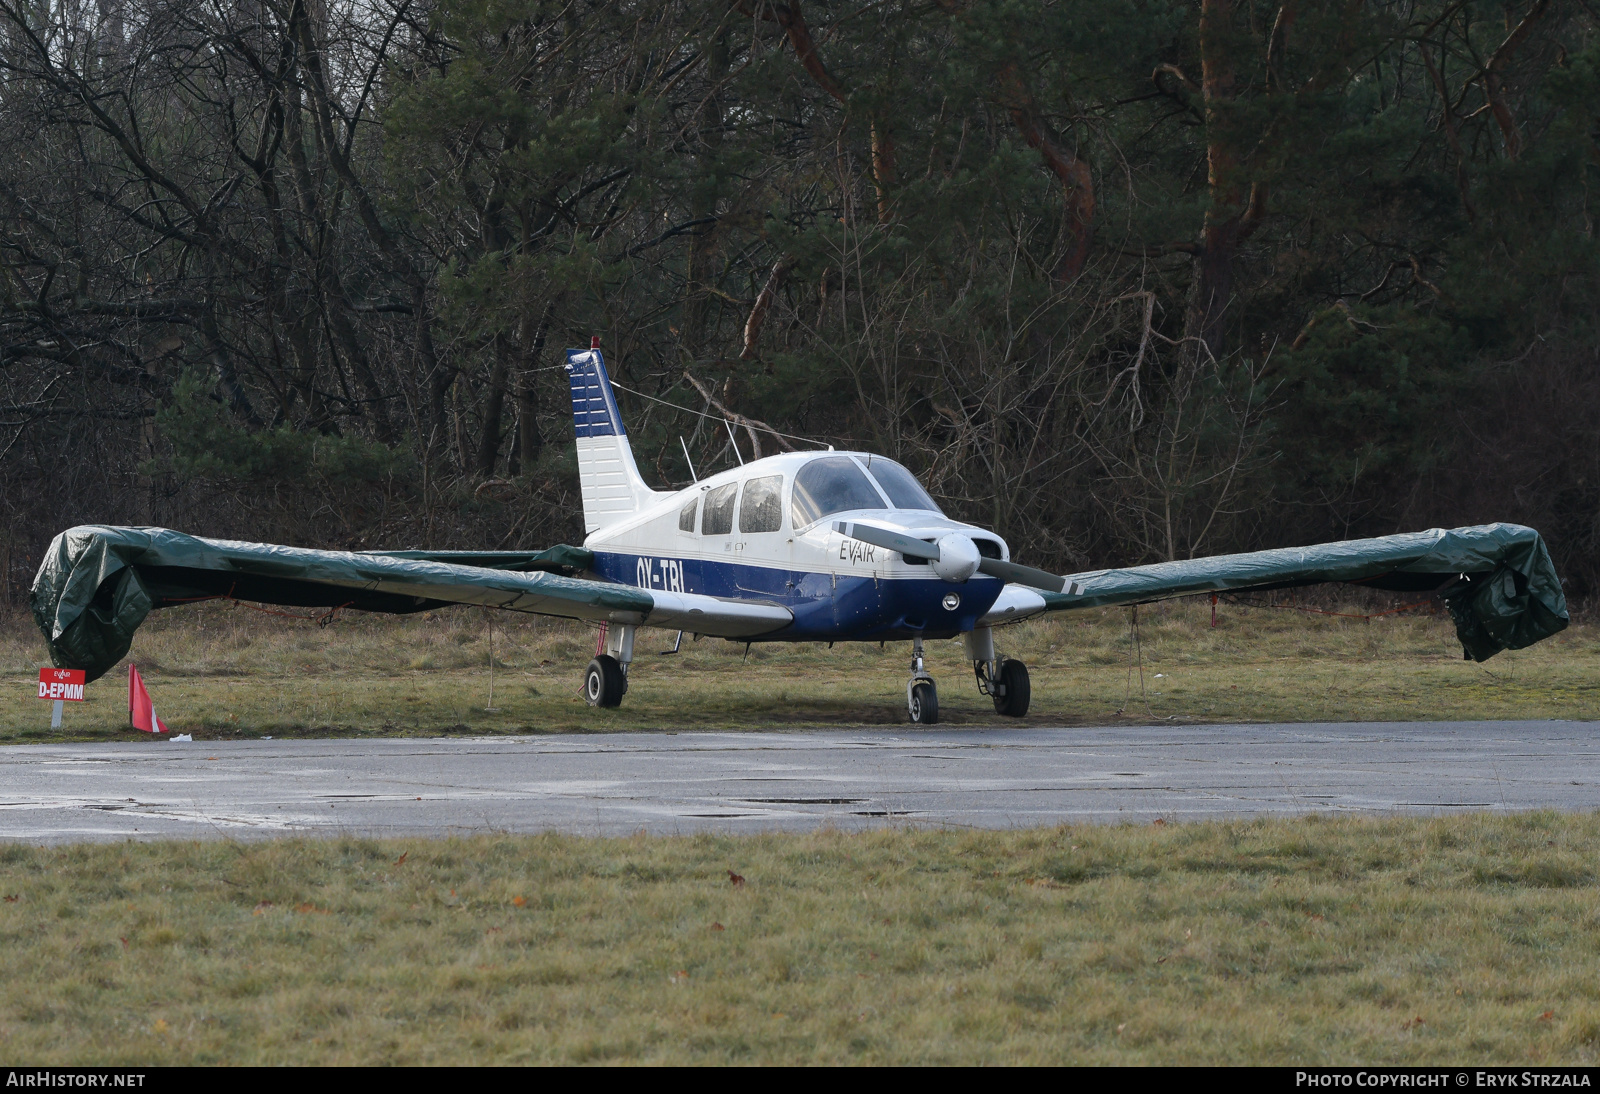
xmin=31 ymin=526 xmax=656 ymax=682
xmin=1039 ymin=523 xmax=1568 ymax=662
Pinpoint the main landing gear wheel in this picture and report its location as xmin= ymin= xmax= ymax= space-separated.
xmin=584 ymin=655 xmax=627 ymax=708
xmin=992 ymin=659 xmax=1031 ymax=718
xmin=906 ymin=635 xmax=939 ymax=725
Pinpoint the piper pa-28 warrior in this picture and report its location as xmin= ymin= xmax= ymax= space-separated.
xmin=33 ymin=341 xmax=1571 ymax=722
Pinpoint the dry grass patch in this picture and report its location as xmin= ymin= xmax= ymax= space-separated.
xmin=3 ymin=597 xmax=1598 ymax=741
xmin=2 ymin=814 xmax=1600 ymax=1063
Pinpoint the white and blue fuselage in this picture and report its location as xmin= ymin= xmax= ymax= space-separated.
xmin=588 ymin=450 xmax=1010 ymax=642
xmin=566 ymin=347 xmax=1038 ymax=644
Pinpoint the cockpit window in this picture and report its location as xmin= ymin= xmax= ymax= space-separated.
xmin=790 ymin=456 xmax=886 ymax=529
xmin=678 ymin=496 xmax=698 ymax=533
xmin=702 ymin=482 xmax=737 ymax=536
xmin=739 ymin=475 xmax=784 ymax=533
xmin=861 ymin=456 xmax=943 ymax=514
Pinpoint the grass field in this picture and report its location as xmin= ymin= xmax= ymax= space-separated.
xmin=3 ymin=595 xmax=1598 ymax=741
xmin=4 ymin=604 xmax=1596 ymax=1065
xmin=2 ymin=814 xmax=1598 ymax=1065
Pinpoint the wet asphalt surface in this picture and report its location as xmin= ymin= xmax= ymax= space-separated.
xmin=0 ymin=721 xmax=1594 ymax=841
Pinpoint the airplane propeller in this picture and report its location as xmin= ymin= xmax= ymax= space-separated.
xmin=832 ymin=521 xmax=1081 ymax=595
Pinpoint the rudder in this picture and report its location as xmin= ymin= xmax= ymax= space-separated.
xmin=566 ymin=343 xmax=663 ymax=535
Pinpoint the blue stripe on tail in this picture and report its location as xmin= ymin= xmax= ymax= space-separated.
xmin=565 ymin=348 xmax=627 ymax=438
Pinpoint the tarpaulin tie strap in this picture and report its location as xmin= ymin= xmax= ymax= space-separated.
xmin=1118 ymin=605 xmax=1151 ymax=717
xmin=163 ymin=583 xmax=352 ymax=626
xmin=576 ymin=620 xmax=611 ymax=697
xmin=1220 ymin=595 xmax=1437 ymax=621
xmin=232 ymin=600 xmax=354 ymax=626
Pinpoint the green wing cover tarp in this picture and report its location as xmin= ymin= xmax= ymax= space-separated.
xmin=31 ymin=526 xmax=635 ymax=682
xmin=1044 ymin=523 xmax=1567 ymax=662
xmin=31 ymin=521 xmax=1570 ymax=682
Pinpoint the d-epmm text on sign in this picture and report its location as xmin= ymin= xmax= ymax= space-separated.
xmin=36 ymin=668 xmax=85 ymax=702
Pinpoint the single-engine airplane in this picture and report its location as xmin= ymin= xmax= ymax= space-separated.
xmin=32 ymin=340 xmax=1571 ymax=722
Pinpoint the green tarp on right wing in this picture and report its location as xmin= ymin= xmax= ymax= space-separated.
xmin=1041 ymin=523 xmax=1568 ymax=662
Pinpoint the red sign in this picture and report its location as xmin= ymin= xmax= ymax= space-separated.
xmin=38 ymin=668 xmax=86 ymax=702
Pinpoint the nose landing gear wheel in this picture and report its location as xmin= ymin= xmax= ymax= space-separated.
xmin=909 ymin=679 xmax=939 ymax=724
xmin=992 ymin=659 xmax=1030 ymax=717
xmin=584 ymin=655 xmax=627 ymax=708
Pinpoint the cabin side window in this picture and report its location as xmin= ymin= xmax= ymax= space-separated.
xmin=790 ymin=456 xmax=887 ymax=529
xmin=739 ymin=475 xmax=784 ymax=533
xmin=702 ymin=482 xmax=737 ymax=536
xmin=678 ymin=496 xmax=699 ymax=533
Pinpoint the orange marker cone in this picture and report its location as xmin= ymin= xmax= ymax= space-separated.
xmin=129 ymin=665 xmax=168 ymax=734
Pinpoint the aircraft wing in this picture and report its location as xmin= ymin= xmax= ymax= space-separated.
xmin=980 ymin=523 xmax=1567 ymax=663
xmin=31 ymin=526 xmax=792 ymax=681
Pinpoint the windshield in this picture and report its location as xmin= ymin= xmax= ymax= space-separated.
xmin=790 ymin=456 xmax=886 ymax=528
xmin=860 ymin=456 xmax=943 ymax=513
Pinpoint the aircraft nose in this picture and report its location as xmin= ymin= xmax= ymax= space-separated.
xmin=931 ymin=533 xmax=981 ymax=583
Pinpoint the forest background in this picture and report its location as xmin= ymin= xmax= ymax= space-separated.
xmin=1 ymin=0 xmax=1596 ymax=602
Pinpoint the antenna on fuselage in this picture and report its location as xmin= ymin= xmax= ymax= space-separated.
xmin=680 ymin=436 xmax=699 ymax=483
xmin=724 ymin=418 xmax=745 ymax=466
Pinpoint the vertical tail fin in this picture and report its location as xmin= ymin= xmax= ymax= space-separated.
xmin=566 ymin=342 xmax=663 ymax=535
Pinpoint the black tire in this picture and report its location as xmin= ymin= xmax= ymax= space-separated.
xmin=909 ymin=680 xmax=939 ymax=725
xmin=992 ymin=659 xmax=1031 ymax=717
xmin=584 ymin=656 xmax=626 ymax=708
